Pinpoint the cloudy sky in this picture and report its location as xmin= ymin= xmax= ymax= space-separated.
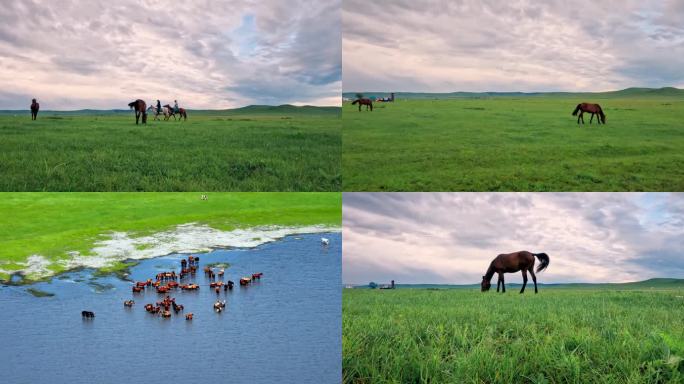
xmin=343 ymin=0 xmax=684 ymax=92
xmin=343 ymin=193 xmax=684 ymax=285
xmin=0 ymin=0 xmax=340 ymax=110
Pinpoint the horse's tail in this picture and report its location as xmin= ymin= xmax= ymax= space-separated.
xmin=572 ymin=104 xmax=581 ymax=116
xmin=534 ymin=253 xmax=549 ymax=272
xmin=351 ymin=99 xmax=359 ymax=105
xmin=597 ymin=105 xmax=606 ymax=123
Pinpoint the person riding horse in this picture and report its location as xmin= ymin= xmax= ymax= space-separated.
xmin=156 ymin=99 xmax=162 ymax=113
xmin=174 ymin=100 xmax=179 ymax=114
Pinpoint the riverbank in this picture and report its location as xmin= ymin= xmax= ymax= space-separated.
xmin=0 ymin=193 xmax=341 ymax=282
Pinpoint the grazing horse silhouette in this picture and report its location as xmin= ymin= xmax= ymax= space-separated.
xmin=128 ymin=99 xmax=147 ymax=125
xmin=481 ymin=251 xmax=550 ymax=294
xmin=352 ymin=98 xmax=373 ymax=111
xmin=572 ymin=103 xmax=606 ymax=124
xmin=30 ymin=99 xmax=39 ymax=120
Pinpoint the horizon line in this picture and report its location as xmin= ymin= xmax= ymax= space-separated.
xmin=0 ymin=104 xmax=342 ymax=112
xmin=341 ymin=86 xmax=684 ymax=94
xmin=343 ymin=277 xmax=684 ymax=286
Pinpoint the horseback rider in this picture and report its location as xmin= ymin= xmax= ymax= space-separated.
xmin=156 ymin=99 xmax=161 ymax=113
xmin=174 ymin=100 xmax=179 ymax=114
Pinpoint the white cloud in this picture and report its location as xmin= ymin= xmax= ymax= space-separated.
xmin=343 ymin=193 xmax=684 ymax=285
xmin=0 ymin=0 xmax=341 ymax=109
xmin=342 ymin=0 xmax=684 ymax=92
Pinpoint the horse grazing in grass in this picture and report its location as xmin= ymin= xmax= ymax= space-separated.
xmin=572 ymin=103 xmax=605 ymax=124
xmin=30 ymin=99 xmax=39 ymax=120
xmin=352 ymin=98 xmax=373 ymax=111
xmin=481 ymin=251 xmax=550 ymax=294
xmin=128 ymin=99 xmax=147 ymax=125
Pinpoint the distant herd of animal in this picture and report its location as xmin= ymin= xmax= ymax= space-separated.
xmin=28 ymin=98 xmax=188 ymax=125
xmin=350 ymin=97 xmax=607 ymax=124
xmin=81 ymin=254 xmax=264 ymax=321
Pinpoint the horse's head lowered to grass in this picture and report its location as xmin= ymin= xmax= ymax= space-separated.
xmin=481 ymin=276 xmax=492 ymax=292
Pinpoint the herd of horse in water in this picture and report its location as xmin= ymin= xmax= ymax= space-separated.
xmin=81 ymin=254 xmax=263 ymax=321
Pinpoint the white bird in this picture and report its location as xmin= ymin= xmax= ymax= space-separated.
xmin=321 ymin=237 xmax=330 ymax=246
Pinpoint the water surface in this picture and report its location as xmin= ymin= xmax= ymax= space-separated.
xmin=0 ymin=233 xmax=341 ymax=383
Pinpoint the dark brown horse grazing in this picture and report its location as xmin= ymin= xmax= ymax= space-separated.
xmin=128 ymin=99 xmax=147 ymax=125
xmin=30 ymin=99 xmax=39 ymax=120
xmin=352 ymin=98 xmax=373 ymax=111
xmin=481 ymin=251 xmax=550 ymax=294
xmin=572 ymin=103 xmax=606 ymax=124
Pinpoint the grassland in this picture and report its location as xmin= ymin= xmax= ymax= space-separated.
xmin=343 ymin=285 xmax=684 ymax=383
xmin=342 ymin=89 xmax=684 ymax=191
xmin=0 ymin=192 xmax=341 ymax=282
xmin=342 ymin=283 xmax=684 ymax=383
xmin=0 ymin=105 xmax=340 ymax=191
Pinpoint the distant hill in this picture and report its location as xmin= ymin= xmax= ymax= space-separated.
xmin=346 ymin=278 xmax=684 ymax=290
xmin=0 ymin=104 xmax=340 ymax=116
xmin=343 ymin=87 xmax=684 ymax=100
xmin=212 ymin=104 xmax=340 ymax=116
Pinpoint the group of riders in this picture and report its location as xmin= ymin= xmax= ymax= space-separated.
xmin=29 ymin=98 xmax=185 ymax=122
xmin=149 ymin=99 xmax=182 ymax=119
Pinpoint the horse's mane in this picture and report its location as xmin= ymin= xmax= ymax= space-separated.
xmin=572 ymin=104 xmax=581 ymax=116
xmin=483 ymin=260 xmax=497 ymax=280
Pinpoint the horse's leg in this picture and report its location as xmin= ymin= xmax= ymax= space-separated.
xmin=499 ymin=273 xmax=505 ymax=293
xmin=496 ymin=275 xmax=501 ymax=292
xmin=520 ymin=270 xmax=528 ymax=294
xmin=136 ymin=111 xmax=139 ymax=125
xmin=529 ymin=268 xmax=538 ymax=294
xmin=590 ymin=113 xmax=594 ymax=124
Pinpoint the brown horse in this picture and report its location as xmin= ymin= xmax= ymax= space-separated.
xmin=163 ymin=104 xmax=188 ymax=121
xmin=30 ymin=99 xmax=39 ymax=120
xmin=352 ymin=98 xmax=373 ymax=111
xmin=572 ymin=103 xmax=606 ymax=124
xmin=128 ymin=99 xmax=147 ymax=125
xmin=481 ymin=251 xmax=550 ymax=294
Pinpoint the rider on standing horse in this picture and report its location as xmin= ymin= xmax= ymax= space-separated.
xmin=174 ymin=100 xmax=180 ymax=114
xmin=156 ymin=99 xmax=162 ymax=113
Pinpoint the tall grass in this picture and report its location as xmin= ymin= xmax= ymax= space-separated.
xmin=342 ymin=97 xmax=684 ymax=191
xmin=343 ymin=288 xmax=684 ymax=383
xmin=0 ymin=108 xmax=340 ymax=191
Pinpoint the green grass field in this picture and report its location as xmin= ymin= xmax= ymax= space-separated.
xmin=0 ymin=192 xmax=341 ymax=282
xmin=342 ymin=90 xmax=684 ymax=191
xmin=343 ymin=285 xmax=684 ymax=383
xmin=0 ymin=106 xmax=340 ymax=191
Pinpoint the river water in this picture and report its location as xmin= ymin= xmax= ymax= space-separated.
xmin=0 ymin=232 xmax=341 ymax=384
